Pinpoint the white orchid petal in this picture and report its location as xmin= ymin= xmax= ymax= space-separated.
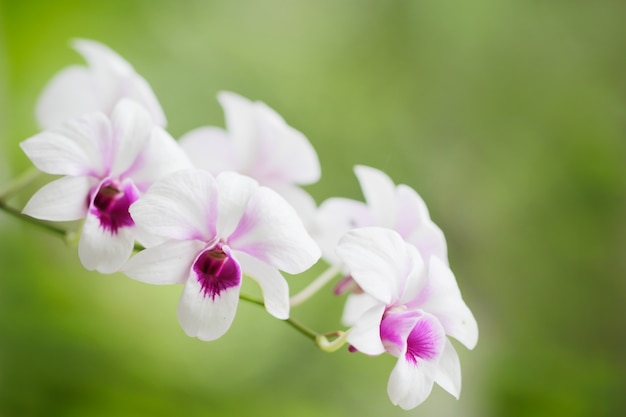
xmin=413 ymin=257 xmax=479 ymax=350
xmin=35 ymin=66 xmax=101 ymax=129
xmin=234 ymin=251 xmax=290 ymax=319
xmin=22 ymin=176 xmax=94 ymax=221
xmin=396 ymin=184 xmax=448 ymax=265
xmin=336 ymin=227 xmax=411 ymax=305
xmin=218 ymin=91 xmax=258 ymax=168
xmin=434 ymin=339 xmax=462 ymax=399
xmin=130 ymin=169 xmax=217 ymax=241
xmin=21 ymin=112 xmax=112 ymax=177
xmin=111 ymin=99 xmax=153 ymax=175
xmin=250 ymin=100 xmax=320 ymax=185
xmin=215 ymin=171 xmax=258 ymax=238
xmin=78 ymin=213 xmax=135 ymax=273
xmin=177 ymin=275 xmax=240 ymax=341
xmin=123 ymin=240 xmax=205 ymax=285
xmin=179 ymin=126 xmax=239 ymax=174
xmin=346 ymin=303 xmax=386 ymax=355
xmin=387 ymin=356 xmax=436 ymax=410
xmin=342 ymin=292 xmax=380 ymax=326
xmin=129 ymin=126 xmax=192 ymax=189
xmin=314 ymin=197 xmax=373 ymax=264
xmin=354 ymin=165 xmax=397 ymax=228
xmin=228 ymin=184 xmax=320 ymax=274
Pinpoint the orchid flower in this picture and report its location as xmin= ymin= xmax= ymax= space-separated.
xmin=179 ymin=91 xmax=320 ymax=226
xmin=20 ymin=99 xmax=191 ymax=273
xmin=122 ymin=169 xmax=321 ymax=341
xmin=36 ymin=39 xmax=166 ymax=129
xmin=314 ymin=165 xmax=447 ymax=267
xmin=335 ymin=227 xmax=478 ymax=409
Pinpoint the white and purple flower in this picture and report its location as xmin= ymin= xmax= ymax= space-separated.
xmin=122 ymin=169 xmax=321 ymax=341
xmin=36 ymin=38 xmax=166 ymax=129
xmin=20 ymin=99 xmax=191 ymax=273
xmin=179 ymin=91 xmax=321 ymax=226
xmin=336 ymin=227 xmax=478 ymax=409
xmin=315 ymin=165 xmax=448 ymax=268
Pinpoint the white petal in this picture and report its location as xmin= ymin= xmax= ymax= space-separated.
xmin=346 ymin=303 xmax=386 ymax=355
xmin=215 ymin=171 xmax=259 ymax=238
xmin=21 ymin=112 xmax=112 ymax=177
xmin=341 ymin=292 xmax=380 ymax=326
xmin=411 ymin=257 xmax=479 ymax=350
xmin=227 ymin=184 xmax=321 ymax=274
xmin=179 ymin=126 xmax=239 ymax=174
xmin=234 ymin=251 xmax=290 ymax=319
xmin=218 ymin=91 xmax=259 ymax=168
xmin=248 ymin=100 xmax=320 ymax=185
xmin=336 ymin=227 xmax=411 ymax=305
xmin=434 ymin=339 xmax=462 ymax=399
xmin=125 ymin=75 xmax=168 ymax=128
xmin=35 ymin=66 xmax=101 ymax=129
xmin=78 ymin=214 xmax=135 ymax=273
xmin=354 ymin=165 xmax=397 ymax=228
xmin=396 ymin=184 xmax=448 ymax=265
xmin=130 ymin=169 xmax=217 ymax=241
xmin=111 ymin=99 xmax=153 ymax=176
xmin=122 ymin=240 xmax=205 ymax=285
xmin=128 ymin=126 xmax=192 ymax=189
xmin=387 ymin=356 xmax=436 ymax=410
xmin=177 ymin=274 xmax=240 ymax=341
xmin=22 ymin=176 xmax=94 ymax=221
xmin=270 ymin=184 xmax=318 ymax=231
xmin=313 ymin=197 xmax=373 ymax=264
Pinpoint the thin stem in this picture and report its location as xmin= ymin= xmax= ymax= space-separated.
xmin=239 ymin=293 xmax=319 ymax=341
xmin=290 ymin=263 xmax=343 ymax=307
xmin=0 ymin=199 xmax=69 ymax=238
xmin=0 ymin=167 xmax=41 ymax=200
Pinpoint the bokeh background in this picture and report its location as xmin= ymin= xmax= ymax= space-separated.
xmin=1 ymin=1 xmax=625 ymax=416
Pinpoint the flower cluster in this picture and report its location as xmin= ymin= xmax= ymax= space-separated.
xmin=15 ymin=39 xmax=478 ymax=410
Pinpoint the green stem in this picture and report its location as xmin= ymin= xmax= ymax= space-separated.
xmin=239 ymin=293 xmax=319 ymax=341
xmin=0 ymin=199 xmax=69 ymax=238
xmin=290 ymin=263 xmax=343 ymax=307
xmin=0 ymin=167 xmax=41 ymax=200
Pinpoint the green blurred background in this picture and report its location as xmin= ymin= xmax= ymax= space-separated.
xmin=1 ymin=1 xmax=625 ymax=416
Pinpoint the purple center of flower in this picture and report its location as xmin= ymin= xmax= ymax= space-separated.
xmin=90 ymin=179 xmax=139 ymax=234
xmin=404 ymin=318 xmax=441 ymax=365
xmin=193 ymin=245 xmax=241 ymax=300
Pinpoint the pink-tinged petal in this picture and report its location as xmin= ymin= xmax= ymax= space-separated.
xmin=227 ymin=184 xmax=321 ymax=274
xmin=387 ymin=312 xmax=445 ymax=409
xmin=122 ymin=240 xmax=205 ymax=285
xmin=21 ymin=112 xmax=112 ymax=177
xmin=409 ymin=256 xmax=479 ymax=350
xmin=314 ymin=197 xmax=373 ymax=264
xmin=380 ymin=310 xmax=422 ymax=357
xmin=336 ymin=227 xmax=411 ymax=305
xmin=179 ymin=126 xmax=239 ymax=174
xmin=78 ymin=213 xmax=135 ymax=273
xmin=110 ymin=99 xmax=153 ymax=176
xmin=73 ymin=39 xmax=166 ymax=127
xmin=130 ymin=169 xmax=217 ymax=241
xmin=396 ymin=184 xmax=448 ymax=265
xmin=346 ymin=303 xmax=386 ymax=355
xmin=270 ymin=184 xmax=318 ymax=231
xmin=234 ymin=251 xmax=290 ymax=319
xmin=341 ymin=292 xmax=380 ymax=326
xmin=397 ymin=244 xmax=427 ymax=306
xmin=218 ymin=91 xmax=258 ymax=168
xmin=434 ymin=339 xmax=462 ymax=399
xmin=249 ymin=100 xmax=320 ymax=186
xmin=35 ymin=66 xmax=101 ymax=129
xmin=22 ymin=176 xmax=94 ymax=221
xmin=387 ymin=355 xmax=436 ymax=410
xmin=214 ymin=171 xmax=258 ymax=238
xmin=177 ymin=273 xmax=241 ymax=341
xmin=128 ymin=126 xmax=192 ymax=190
xmin=354 ymin=165 xmax=397 ymax=228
